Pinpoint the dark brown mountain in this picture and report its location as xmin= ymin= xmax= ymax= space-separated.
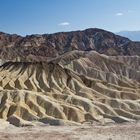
xmin=0 ymin=28 xmax=140 ymax=60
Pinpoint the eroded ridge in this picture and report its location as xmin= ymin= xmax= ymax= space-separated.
xmin=0 ymin=51 xmax=140 ymax=126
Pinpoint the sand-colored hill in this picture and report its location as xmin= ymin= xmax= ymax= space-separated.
xmin=0 ymin=51 xmax=139 ymax=126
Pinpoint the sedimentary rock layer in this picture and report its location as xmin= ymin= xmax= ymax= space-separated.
xmin=0 ymin=51 xmax=139 ymax=126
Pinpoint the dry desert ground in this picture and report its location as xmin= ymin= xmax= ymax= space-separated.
xmin=0 ymin=121 xmax=140 ymax=140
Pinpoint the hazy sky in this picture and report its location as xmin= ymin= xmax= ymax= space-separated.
xmin=0 ymin=0 xmax=140 ymax=35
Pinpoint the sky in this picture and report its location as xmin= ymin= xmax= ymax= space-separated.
xmin=0 ymin=0 xmax=140 ymax=35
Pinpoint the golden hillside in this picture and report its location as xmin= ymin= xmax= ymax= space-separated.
xmin=0 ymin=51 xmax=140 ymax=126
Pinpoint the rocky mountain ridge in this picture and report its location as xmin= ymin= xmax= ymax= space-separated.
xmin=0 ymin=28 xmax=140 ymax=60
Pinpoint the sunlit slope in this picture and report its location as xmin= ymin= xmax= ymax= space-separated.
xmin=0 ymin=52 xmax=140 ymax=126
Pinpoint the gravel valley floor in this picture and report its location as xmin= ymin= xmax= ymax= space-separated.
xmin=0 ymin=122 xmax=140 ymax=140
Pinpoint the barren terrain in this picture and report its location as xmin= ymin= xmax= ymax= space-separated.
xmin=0 ymin=51 xmax=140 ymax=126
xmin=0 ymin=29 xmax=140 ymax=140
xmin=0 ymin=122 xmax=140 ymax=140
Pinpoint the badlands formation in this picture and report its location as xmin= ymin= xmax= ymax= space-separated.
xmin=0 ymin=28 xmax=140 ymax=126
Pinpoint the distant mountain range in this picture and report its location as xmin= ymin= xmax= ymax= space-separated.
xmin=117 ymin=31 xmax=140 ymax=41
xmin=0 ymin=28 xmax=140 ymax=61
